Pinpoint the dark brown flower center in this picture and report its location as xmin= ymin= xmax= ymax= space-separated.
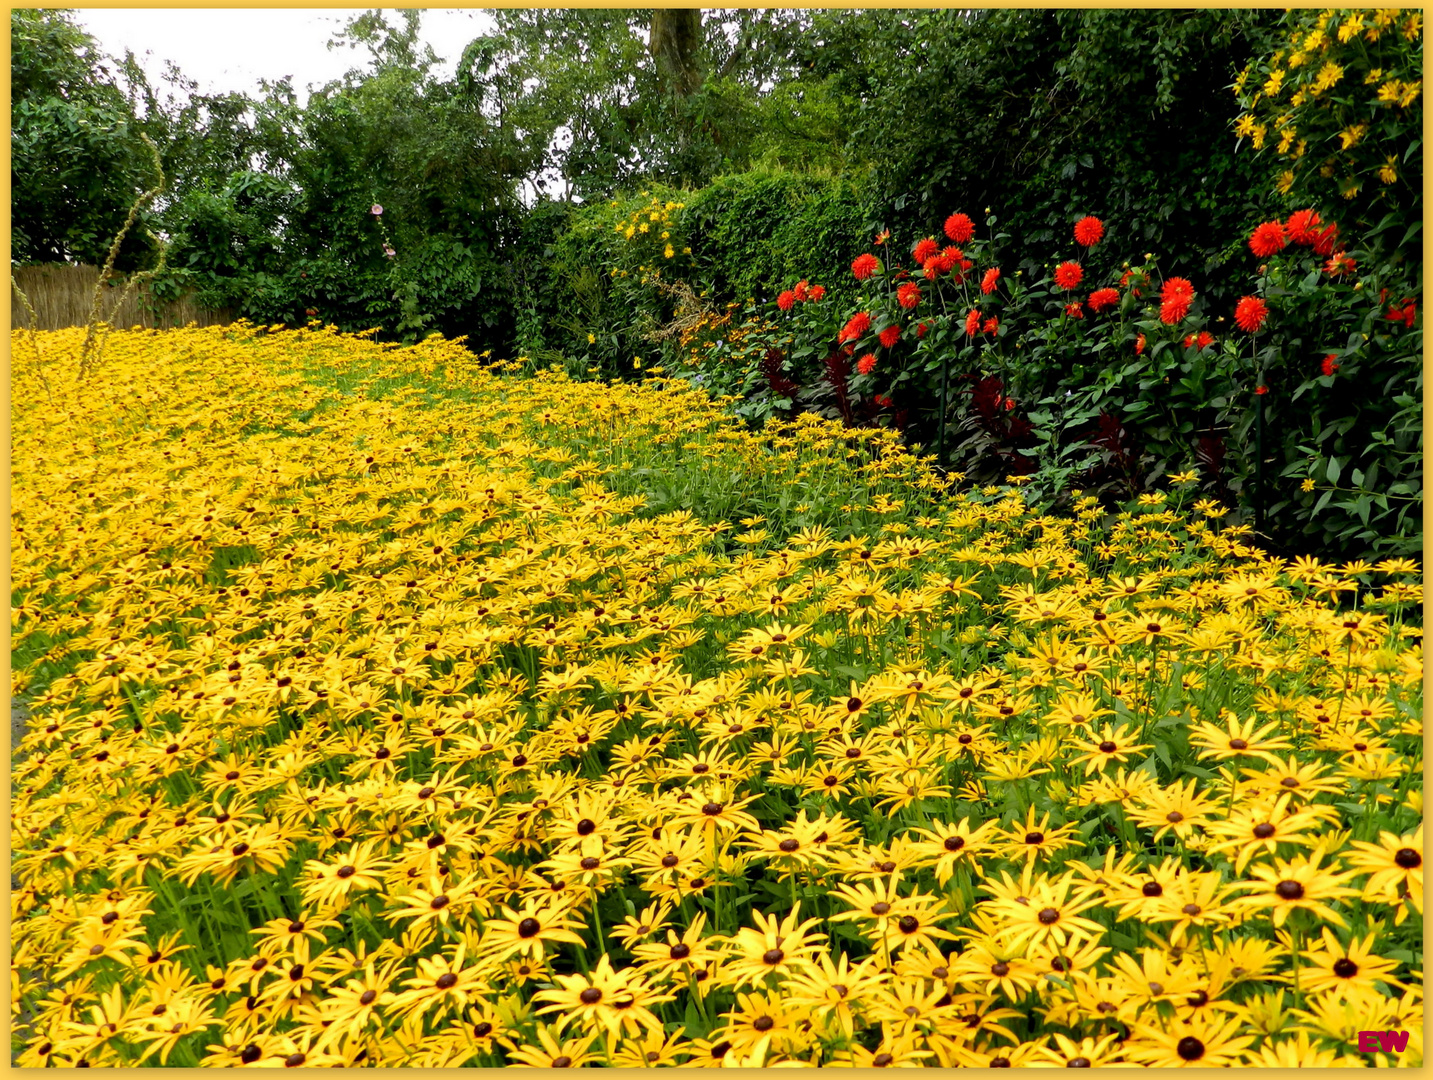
xmin=1275 ymin=880 xmax=1305 ymax=900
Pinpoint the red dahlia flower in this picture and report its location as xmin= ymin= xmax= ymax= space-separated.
xmin=944 ymin=212 xmax=975 ymax=243
xmin=810 ymin=285 xmax=826 ymax=301
xmin=1248 ymin=221 xmax=1287 ymax=258
xmin=897 ymin=282 xmax=922 ymax=309
xmin=965 ymin=309 xmax=983 ymax=336
xmin=1321 ymin=354 xmax=1340 ymax=377
xmin=1386 ymin=298 xmax=1417 ymax=327
xmin=1325 ymin=251 xmax=1356 ymax=276
xmin=1054 ymin=261 xmax=1084 ymax=290
xmin=1065 ymin=302 xmax=1084 ymax=319
xmin=794 ymin=280 xmax=810 ymax=302
xmin=982 ymin=317 xmax=999 ymax=335
xmin=1285 ymin=209 xmax=1322 ymax=245
xmin=1074 ymin=215 xmax=1105 ymax=247
xmin=1255 ymin=385 xmax=1269 ymax=395
xmin=1160 ymin=298 xmax=1191 ymax=324
xmin=913 ymin=237 xmax=940 ymax=264
xmin=1160 ymin=277 xmax=1194 ymax=324
xmin=839 ymin=311 xmax=872 ymax=343
xmin=1311 ymin=223 xmax=1340 ymax=257
xmin=777 ymin=290 xmax=796 ymax=312
xmin=916 ymin=322 xmax=930 ymax=339
xmin=1087 ymin=287 xmax=1120 ymax=313
xmin=1183 ymin=331 xmax=1214 ymax=351
xmin=981 ymin=268 xmax=1001 ymax=295
xmin=878 ymin=325 xmax=901 ymax=348
xmin=873 ymin=393 xmax=893 ymax=408
xmin=857 ymin=353 xmax=877 ymax=375
xmin=852 ymin=253 xmax=881 ymax=281
xmin=1234 ymin=295 xmax=1269 ymax=333
xmin=1136 ymin=332 xmax=1147 ymax=355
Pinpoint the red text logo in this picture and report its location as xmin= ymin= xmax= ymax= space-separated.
xmin=1358 ymin=1030 xmax=1410 ymax=1054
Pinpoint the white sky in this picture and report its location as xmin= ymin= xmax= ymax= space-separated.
xmin=70 ymin=8 xmax=497 ymax=103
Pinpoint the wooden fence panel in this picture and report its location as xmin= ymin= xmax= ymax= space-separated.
xmin=10 ymin=264 xmax=234 ymax=331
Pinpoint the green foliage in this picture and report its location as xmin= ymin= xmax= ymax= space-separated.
xmin=682 ymin=169 xmax=874 ymax=304
xmin=803 ymin=8 xmax=1282 ymax=307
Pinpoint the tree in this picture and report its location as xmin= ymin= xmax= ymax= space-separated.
xmin=454 ymin=8 xmax=815 ymax=198
xmin=11 ymin=9 xmax=159 ymax=267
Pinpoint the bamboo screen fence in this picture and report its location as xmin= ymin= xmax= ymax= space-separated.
xmin=11 ymin=263 xmax=233 ymax=332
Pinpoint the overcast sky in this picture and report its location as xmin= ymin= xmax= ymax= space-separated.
xmin=71 ymin=8 xmax=497 ymax=103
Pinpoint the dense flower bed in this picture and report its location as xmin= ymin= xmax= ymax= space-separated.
xmin=10 ymin=325 xmax=1423 ymax=1067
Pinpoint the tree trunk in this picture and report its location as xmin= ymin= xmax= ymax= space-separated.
xmin=649 ymin=9 xmax=703 ymax=98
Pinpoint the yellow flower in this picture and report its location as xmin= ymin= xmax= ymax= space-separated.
xmin=1337 ymin=13 xmax=1364 ymax=42
xmin=1301 ymin=478 xmax=1316 ymax=492
xmin=1339 ymin=122 xmax=1368 ymax=149
xmin=1312 ymin=60 xmax=1344 ymax=94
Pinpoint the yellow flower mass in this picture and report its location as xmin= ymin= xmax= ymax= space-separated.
xmin=9 ymin=323 xmax=1424 ymax=1067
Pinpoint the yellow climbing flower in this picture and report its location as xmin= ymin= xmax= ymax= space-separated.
xmin=1337 ymin=13 xmax=1364 ymax=42
xmin=1312 ymin=60 xmax=1344 ymax=94
xmin=1339 ymin=123 xmax=1368 ymax=149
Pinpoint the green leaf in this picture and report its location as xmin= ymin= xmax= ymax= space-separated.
xmin=1326 ymin=456 xmax=1341 ymax=485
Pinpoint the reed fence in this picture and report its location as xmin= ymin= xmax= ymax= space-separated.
xmin=10 ymin=263 xmax=233 ymax=332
